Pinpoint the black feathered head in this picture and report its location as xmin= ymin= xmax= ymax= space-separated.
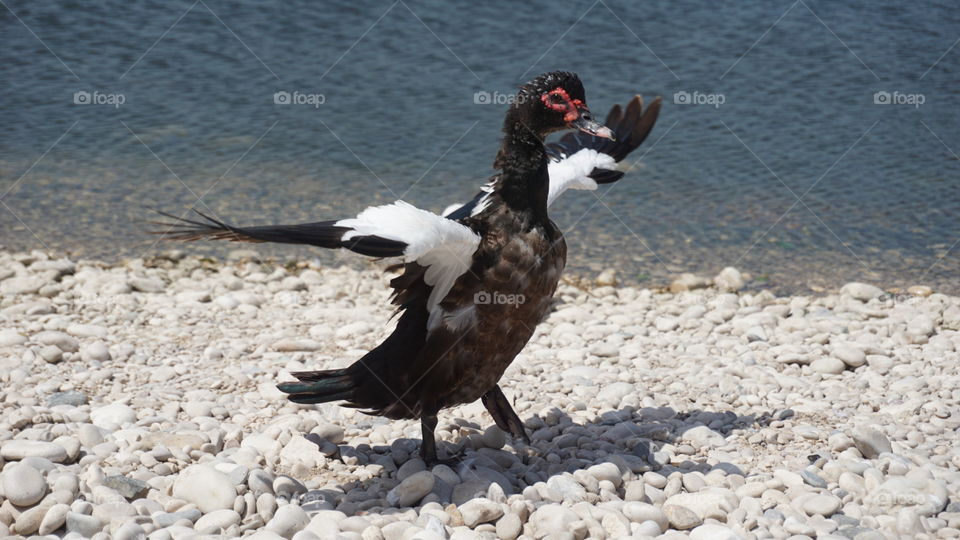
xmin=508 ymin=71 xmax=613 ymax=140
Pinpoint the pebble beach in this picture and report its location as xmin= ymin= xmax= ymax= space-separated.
xmin=1 ymin=248 xmax=958 ymax=540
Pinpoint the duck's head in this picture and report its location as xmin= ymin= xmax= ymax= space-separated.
xmin=511 ymin=71 xmax=614 ymax=140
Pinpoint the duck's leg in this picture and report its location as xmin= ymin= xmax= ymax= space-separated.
xmin=420 ymin=414 xmax=467 ymax=465
xmin=420 ymin=414 xmax=440 ymax=464
xmin=481 ymin=385 xmax=530 ymax=444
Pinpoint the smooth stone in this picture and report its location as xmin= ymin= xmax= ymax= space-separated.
xmin=2 ymin=463 xmax=48 ymax=506
xmin=249 ymin=469 xmax=276 ymax=495
xmin=714 ymin=267 xmax=744 ymax=292
xmin=40 ymin=344 xmax=63 ymax=363
xmin=279 ymin=436 xmax=323 ymax=469
xmin=194 ymin=509 xmax=241 ymax=533
xmin=0 ymin=275 xmax=45 ymax=294
xmin=548 ymin=474 xmax=587 ymax=503
xmin=801 ymin=469 xmax=828 ymax=489
xmin=312 ymin=424 xmax=345 ymax=444
xmin=663 ymin=504 xmax=703 ymax=530
xmin=804 ymin=494 xmax=843 ymax=516
xmin=850 ymin=425 xmax=892 ymax=459
xmin=33 ymin=330 xmax=79 ymax=352
xmin=481 ymin=427 xmax=506 ymax=449
xmin=670 ymin=273 xmax=711 ymax=293
xmin=452 ymin=480 xmax=492 ymax=506
xmin=80 ymin=341 xmax=112 ymax=362
xmin=66 ymin=512 xmax=103 ymax=537
xmin=586 ymin=462 xmax=623 ymax=487
xmin=131 ymin=277 xmax=165 ymax=293
xmin=458 ymin=498 xmax=503 ymax=527
xmin=387 ymin=471 xmax=435 ymax=507
xmin=495 ymin=512 xmax=522 ymax=540
xmin=841 ymin=282 xmax=883 ymax=301
xmin=91 ymin=403 xmax=138 ymax=428
xmin=0 ymin=329 xmax=27 ymax=346
xmin=811 ymin=357 xmax=846 ymax=375
xmin=635 ymin=520 xmax=663 ymax=536
xmin=47 ymin=391 xmax=89 ymax=407
xmin=663 ymin=488 xmax=738 ymax=520
xmin=103 ymin=475 xmax=149 ymax=500
xmin=655 ymin=316 xmax=680 ymax=331
xmin=252 ymin=531 xmax=289 ymax=540
xmin=622 ymin=502 xmax=668 ymax=530
xmin=274 ymin=475 xmax=308 ymax=499
xmin=114 ymin=522 xmax=146 ymax=540
xmin=66 ymin=323 xmax=107 ymax=338
xmin=153 ymin=509 xmax=202 ymax=527
xmin=833 ymin=345 xmax=866 ymax=368
xmin=397 ymin=459 xmax=427 ymax=481
xmin=13 ymin=502 xmax=52 ymax=535
xmin=39 ymin=503 xmax=70 ymax=535
xmin=681 ymin=426 xmax=726 ymax=448
xmin=690 ymin=523 xmax=741 ymax=540
xmin=1 ymin=440 xmax=69 ymax=463
xmin=172 ymin=466 xmax=236 ymax=513
xmin=527 ymin=504 xmax=580 ymax=539
xmin=596 ymin=382 xmax=635 ymax=404
xmin=266 ymin=504 xmax=310 ymax=538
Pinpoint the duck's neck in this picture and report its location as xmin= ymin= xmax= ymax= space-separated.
xmin=493 ymin=116 xmax=549 ymax=219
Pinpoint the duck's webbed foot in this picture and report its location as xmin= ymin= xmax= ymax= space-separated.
xmin=481 ymin=385 xmax=531 ymax=444
xmin=420 ymin=415 xmax=468 ymax=466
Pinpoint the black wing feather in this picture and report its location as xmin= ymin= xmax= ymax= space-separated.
xmin=443 ymin=191 xmax=487 ymax=221
xmin=151 ymin=210 xmax=408 ymax=258
xmin=551 ymin=95 xmax=662 ymax=167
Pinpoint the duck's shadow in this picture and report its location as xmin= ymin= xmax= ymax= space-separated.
xmin=293 ymin=406 xmax=783 ymax=516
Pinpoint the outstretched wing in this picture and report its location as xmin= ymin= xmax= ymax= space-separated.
xmin=153 ymin=201 xmax=481 ymax=310
xmin=442 ymin=95 xmax=662 ymax=218
xmin=153 ymin=210 xmax=407 ymax=257
xmin=545 ymin=94 xmax=661 ymax=205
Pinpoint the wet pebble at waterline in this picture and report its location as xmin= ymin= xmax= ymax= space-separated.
xmin=0 ymin=249 xmax=958 ymax=538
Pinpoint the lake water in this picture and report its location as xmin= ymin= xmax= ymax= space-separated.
xmin=2 ymin=0 xmax=958 ymax=294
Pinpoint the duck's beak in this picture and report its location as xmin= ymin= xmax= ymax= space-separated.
xmin=571 ymin=111 xmax=615 ymax=140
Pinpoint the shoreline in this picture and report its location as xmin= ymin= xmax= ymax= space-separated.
xmin=0 ymin=249 xmax=958 ymax=538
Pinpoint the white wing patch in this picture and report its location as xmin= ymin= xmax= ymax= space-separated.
xmin=441 ymin=203 xmax=463 ymax=217
xmin=546 ymin=148 xmax=617 ymax=207
xmin=336 ymin=201 xmax=480 ymax=311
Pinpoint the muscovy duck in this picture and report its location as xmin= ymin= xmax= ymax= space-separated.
xmin=443 ymin=94 xmax=660 ymax=219
xmin=156 ymin=71 xmax=616 ymax=463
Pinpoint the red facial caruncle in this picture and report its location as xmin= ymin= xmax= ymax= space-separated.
xmin=541 ymin=87 xmax=585 ymax=123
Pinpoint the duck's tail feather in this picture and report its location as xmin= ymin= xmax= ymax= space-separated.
xmin=276 ymin=369 xmax=357 ymax=404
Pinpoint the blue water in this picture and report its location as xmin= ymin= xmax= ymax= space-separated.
xmin=2 ymin=0 xmax=958 ymax=293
